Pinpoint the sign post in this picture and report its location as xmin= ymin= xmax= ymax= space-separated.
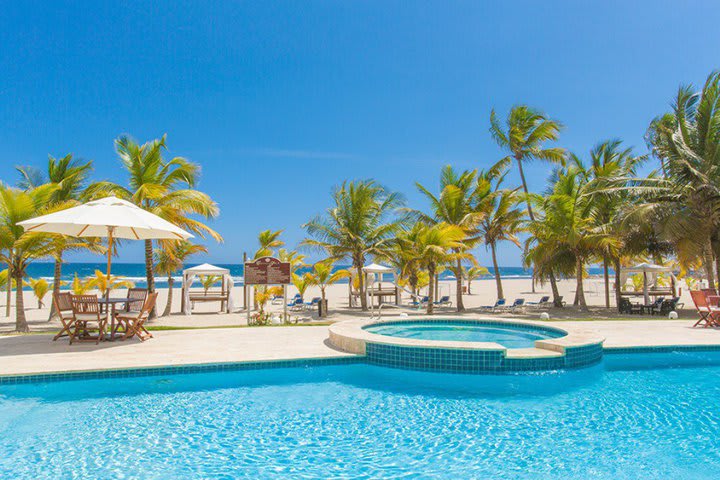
xmin=243 ymin=256 xmax=292 ymax=324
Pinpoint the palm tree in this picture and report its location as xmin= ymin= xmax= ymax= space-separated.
xmin=291 ymin=272 xmax=313 ymax=301
xmin=463 ymin=266 xmax=490 ymax=295
xmin=17 ymin=154 xmax=94 ymax=320
xmin=412 ymin=223 xmax=471 ymax=314
xmin=26 ymin=278 xmax=51 ymax=309
xmin=583 ymin=140 xmax=646 ymax=308
xmin=0 ymin=184 xmax=57 ymax=331
xmin=415 ymin=166 xmax=483 ymax=311
xmin=200 ymin=275 xmax=221 ymax=295
xmin=307 ymin=261 xmax=351 ymax=315
xmin=490 ymin=105 xmax=566 ymax=305
xmin=527 ymin=165 xmax=616 ymax=311
xmin=154 ymin=240 xmax=208 ymax=317
xmin=71 ymin=273 xmax=94 ymax=295
xmin=641 ymin=71 xmax=720 ymax=287
xmin=255 ymin=230 xmax=284 ymax=259
xmin=87 ymin=135 xmax=222 ymax=316
xmin=87 ymin=270 xmax=135 ymax=298
xmin=303 ymin=180 xmax=404 ymax=311
xmin=477 ymin=172 xmax=524 ymax=300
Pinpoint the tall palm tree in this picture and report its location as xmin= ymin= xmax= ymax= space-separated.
xmin=490 ymin=105 xmax=566 ymax=305
xmin=154 ymin=240 xmax=208 ymax=317
xmin=17 ymin=154 xmax=95 ymax=320
xmin=303 ymin=180 xmax=404 ymax=311
xmin=583 ymin=140 xmax=646 ymax=308
xmin=415 ymin=166 xmax=483 ymax=311
xmin=478 ymin=176 xmax=524 ymax=300
xmin=641 ymin=72 xmax=720 ymax=287
xmin=88 ymin=135 xmax=222 ymax=316
xmin=0 ymin=184 xmax=57 ymax=331
xmin=412 ymin=223 xmax=471 ymax=314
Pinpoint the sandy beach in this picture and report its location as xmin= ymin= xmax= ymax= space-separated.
xmin=0 ymin=275 xmax=694 ymax=333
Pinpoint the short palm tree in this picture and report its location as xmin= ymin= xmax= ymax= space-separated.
xmin=291 ymin=272 xmax=313 ymax=301
xmin=200 ymin=275 xmax=221 ymax=295
xmin=303 ymin=180 xmax=404 ymax=311
xmin=0 ymin=184 xmax=57 ymax=331
xmin=88 ymin=270 xmax=135 ymax=298
xmin=17 ymin=154 xmax=96 ymax=320
xmin=307 ymin=261 xmax=351 ymax=315
xmin=87 ymin=135 xmax=222 ymax=316
xmin=463 ymin=266 xmax=489 ymax=295
xmin=412 ymin=223 xmax=472 ymax=314
xmin=25 ymin=278 xmax=51 ymax=309
xmin=490 ymin=105 xmax=566 ymax=305
xmin=415 ymin=166 xmax=483 ymax=311
xmin=154 ymin=240 xmax=208 ymax=317
xmin=71 ymin=274 xmax=94 ymax=295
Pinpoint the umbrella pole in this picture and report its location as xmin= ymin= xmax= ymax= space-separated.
xmin=106 ymin=227 xmax=114 ymax=299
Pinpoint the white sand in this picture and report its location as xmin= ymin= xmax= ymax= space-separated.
xmin=0 ymin=275 xmax=694 ymax=333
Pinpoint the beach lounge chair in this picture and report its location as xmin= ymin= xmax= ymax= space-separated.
xmin=305 ymin=297 xmax=321 ymax=309
xmin=114 ymin=292 xmax=157 ymax=341
xmin=659 ymin=296 xmax=683 ymax=315
xmin=411 ymin=296 xmax=429 ymax=307
xmin=271 ymin=294 xmax=284 ymax=305
xmin=434 ymin=295 xmax=452 ymax=307
xmin=643 ymin=297 xmax=665 ymax=315
xmin=526 ymin=296 xmax=550 ymax=309
xmin=508 ymin=298 xmax=525 ymax=312
xmin=288 ymin=297 xmax=304 ymax=311
xmin=52 ymin=292 xmax=75 ymax=341
xmin=481 ymin=299 xmax=506 ymax=312
xmin=287 ymin=294 xmax=301 ymax=307
xmin=69 ymin=294 xmax=106 ymax=344
xmin=691 ymin=290 xmax=720 ymax=327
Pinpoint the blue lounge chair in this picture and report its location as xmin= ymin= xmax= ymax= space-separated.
xmin=434 ymin=295 xmax=452 ymax=307
xmin=305 ymin=297 xmax=321 ymax=309
xmin=411 ymin=296 xmax=429 ymax=307
xmin=526 ymin=296 xmax=550 ymax=309
xmin=288 ymin=297 xmax=304 ymax=310
xmin=481 ymin=299 xmax=506 ymax=312
xmin=508 ymin=298 xmax=525 ymax=312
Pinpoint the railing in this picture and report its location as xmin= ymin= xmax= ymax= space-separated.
xmin=369 ymin=285 xmax=425 ymax=321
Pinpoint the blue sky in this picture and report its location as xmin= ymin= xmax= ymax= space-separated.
xmin=1 ymin=1 xmax=719 ymax=266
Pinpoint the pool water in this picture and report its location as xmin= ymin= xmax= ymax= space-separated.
xmin=365 ymin=321 xmax=564 ymax=348
xmin=2 ymin=353 xmax=720 ymax=479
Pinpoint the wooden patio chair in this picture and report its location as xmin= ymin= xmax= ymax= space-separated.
xmin=691 ymin=290 xmax=720 ymax=328
xmin=69 ymin=294 xmax=106 ymax=344
xmin=125 ymin=287 xmax=148 ymax=313
xmin=114 ymin=292 xmax=157 ymax=341
xmin=52 ymin=292 xmax=75 ymax=341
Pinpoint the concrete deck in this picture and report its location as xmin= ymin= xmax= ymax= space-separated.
xmin=2 ymin=319 xmax=720 ymax=378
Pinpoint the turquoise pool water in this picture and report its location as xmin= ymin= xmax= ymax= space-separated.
xmin=2 ymin=353 xmax=720 ymax=479
xmin=365 ymin=321 xmax=564 ymax=348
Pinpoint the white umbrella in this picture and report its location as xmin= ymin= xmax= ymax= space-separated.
xmin=17 ymin=196 xmax=192 ymax=292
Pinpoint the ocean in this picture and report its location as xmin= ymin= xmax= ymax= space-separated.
xmin=14 ymin=263 xmax=608 ymax=289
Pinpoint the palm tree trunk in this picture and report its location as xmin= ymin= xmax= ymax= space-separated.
xmin=704 ymin=245 xmax=715 ymax=289
xmin=48 ymin=255 xmax=62 ymax=321
xmin=5 ymin=250 xmax=12 ymax=317
xmin=576 ymin=256 xmax=587 ymax=311
xmin=550 ymin=272 xmax=562 ymax=307
xmin=614 ymin=257 xmax=622 ymax=312
xmin=356 ymin=263 xmax=367 ymax=311
xmin=14 ymin=266 xmax=28 ymax=333
xmin=490 ymin=242 xmax=503 ymax=299
xmin=144 ymin=239 xmax=157 ymax=319
xmin=427 ymin=263 xmax=436 ymax=314
xmin=603 ymin=257 xmax=610 ymax=309
xmin=162 ymin=276 xmax=174 ymax=317
xmin=454 ymin=258 xmax=464 ymax=312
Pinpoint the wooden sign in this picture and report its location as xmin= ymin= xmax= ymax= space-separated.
xmin=244 ymin=256 xmax=291 ymax=285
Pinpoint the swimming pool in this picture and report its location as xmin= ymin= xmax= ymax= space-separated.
xmin=365 ymin=320 xmax=565 ymax=348
xmin=1 ymin=352 xmax=720 ymax=478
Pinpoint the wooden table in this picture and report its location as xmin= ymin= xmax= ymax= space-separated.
xmin=98 ymin=297 xmax=143 ymax=340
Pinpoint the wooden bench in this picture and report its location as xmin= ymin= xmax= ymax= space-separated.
xmin=189 ymin=290 xmax=230 ymax=312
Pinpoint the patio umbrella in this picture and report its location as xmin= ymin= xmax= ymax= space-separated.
xmin=17 ymin=196 xmax=193 ymax=293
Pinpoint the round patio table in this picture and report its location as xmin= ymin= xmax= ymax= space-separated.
xmin=98 ymin=297 xmax=144 ymax=340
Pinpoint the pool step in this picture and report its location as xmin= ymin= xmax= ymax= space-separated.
xmin=505 ymin=347 xmax=564 ymax=359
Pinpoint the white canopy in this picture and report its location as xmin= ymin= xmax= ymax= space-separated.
xmin=18 ymin=196 xmax=192 ymax=240
xmin=183 ymin=263 xmax=230 ymax=275
xmin=182 ymin=263 xmax=234 ymax=315
xmin=362 ymin=263 xmax=394 ymax=273
xmin=624 ymin=263 xmax=673 ymax=273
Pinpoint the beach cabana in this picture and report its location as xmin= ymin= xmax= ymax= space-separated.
xmin=182 ymin=263 xmax=234 ymax=314
xmin=621 ymin=263 xmax=675 ymax=305
xmin=362 ymin=263 xmax=398 ymax=307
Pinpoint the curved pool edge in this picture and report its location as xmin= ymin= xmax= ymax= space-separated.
xmin=329 ymin=317 xmax=605 ymax=374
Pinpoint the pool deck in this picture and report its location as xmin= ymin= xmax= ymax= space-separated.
xmin=1 ymin=319 xmax=720 ymax=378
